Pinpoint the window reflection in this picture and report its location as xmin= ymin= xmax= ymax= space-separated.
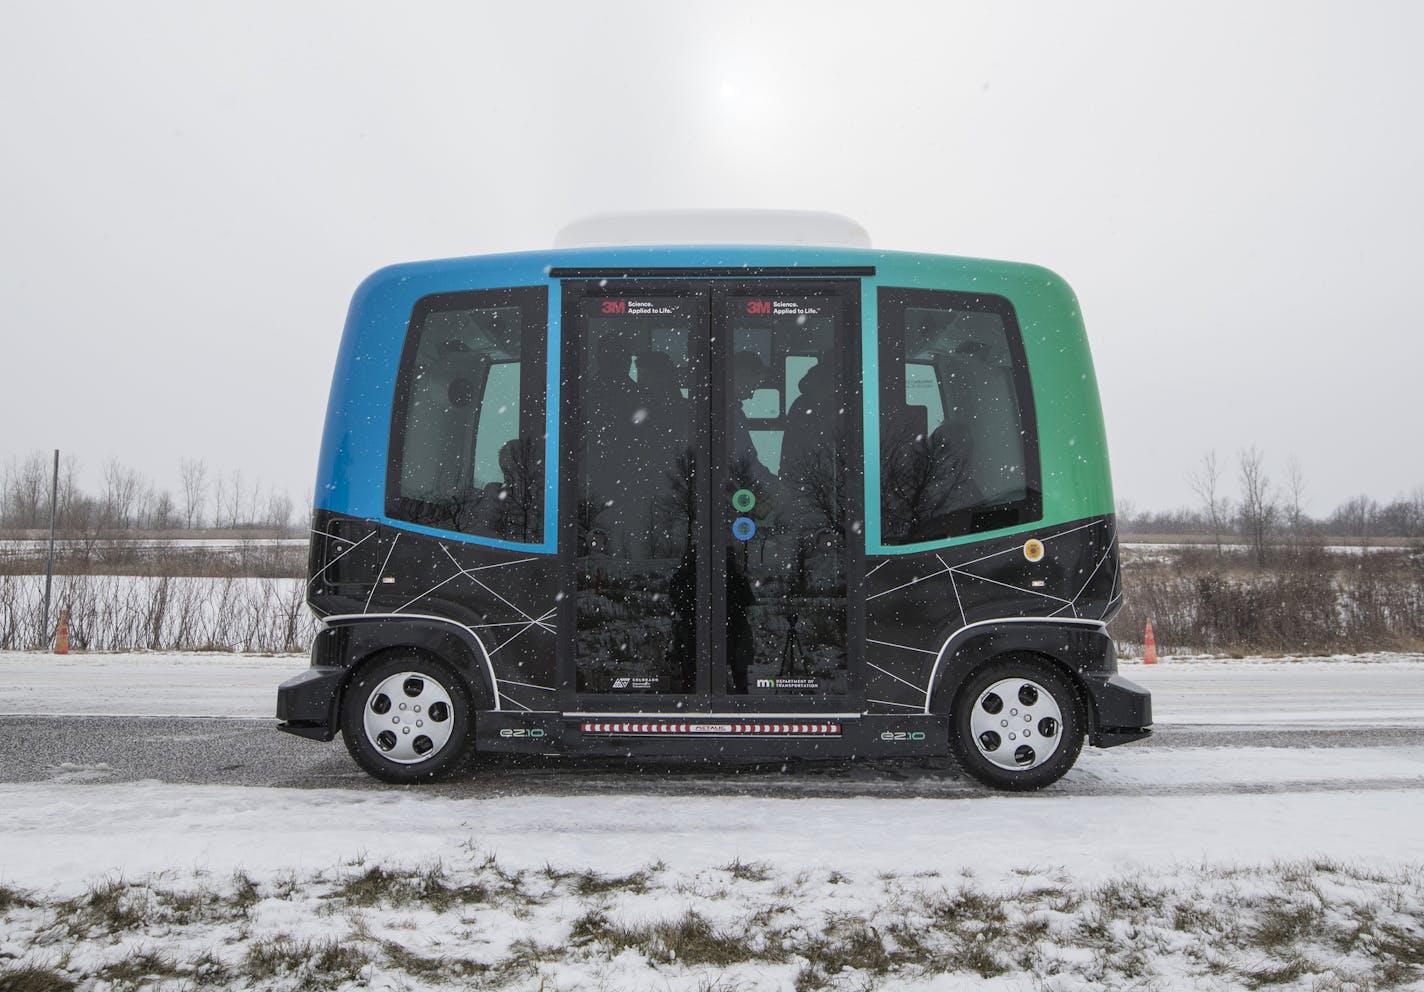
xmin=575 ymin=298 xmax=699 ymax=694
xmin=722 ymin=296 xmax=849 ymax=697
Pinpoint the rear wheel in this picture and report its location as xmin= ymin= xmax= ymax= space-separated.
xmin=340 ymin=653 xmax=474 ymax=783
xmin=949 ymin=654 xmax=1085 ymax=791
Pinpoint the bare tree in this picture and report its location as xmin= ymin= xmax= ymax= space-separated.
xmin=265 ymin=489 xmax=294 ymax=534
xmin=1284 ymin=456 xmax=1307 ymax=540
xmin=1186 ymin=451 xmax=1231 ymax=554
xmin=1332 ymin=495 xmax=1380 ymax=548
xmin=55 ymin=453 xmax=83 ymax=533
xmin=211 ymin=471 xmax=230 ymax=531
xmin=1114 ymin=498 xmax=1136 ymax=532
xmin=150 ymin=490 xmax=177 ymax=530
xmin=2 ymin=451 xmax=51 ymax=529
xmin=101 ymin=459 xmax=144 ymax=531
xmin=215 ymin=468 xmax=246 ymax=528
xmin=1237 ymin=446 xmax=1276 ymax=567
xmin=180 ymin=457 xmax=208 ymax=530
xmin=242 ymin=474 xmax=261 ymax=527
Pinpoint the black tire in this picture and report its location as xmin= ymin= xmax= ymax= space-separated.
xmin=948 ymin=654 xmax=1085 ymax=791
xmin=340 ymin=652 xmax=475 ymax=784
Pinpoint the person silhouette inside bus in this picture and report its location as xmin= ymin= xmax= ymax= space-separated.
xmin=583 ymin=333 xmax=643 ymax=553
xmin=632 ymin=351 xmax=691 ymax=554
xmin=780 ymin=359 xmax=838 ymax=516
xmin=666 ymin=545 xmax=697 ymax=692
xmin=634 ymin=351 xmax=687 ymax=451
xmin=725 ymin=544 xmax=756 ymax=694
xmin=589 ymin=332 xmax=642 ymax=431
xmin=486 ymin=437 xmax=540 ymax=541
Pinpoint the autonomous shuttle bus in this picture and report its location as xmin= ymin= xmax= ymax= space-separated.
xmin=276 ymin=212 xmax=1151 ymax=790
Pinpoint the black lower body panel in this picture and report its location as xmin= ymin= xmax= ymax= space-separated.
xmin=1082 ymin=672 xmax=1152 ymax=747
xmin=474 ymin=711 xmax=950 ymax=759
xmin=276 ymin=666 xmax=345 ymax=741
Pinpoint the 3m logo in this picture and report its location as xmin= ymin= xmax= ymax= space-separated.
xmin=601 ymin=300 xmax=628 ymax=315
xmin=746 ymin=300 xmax=772 ymax=315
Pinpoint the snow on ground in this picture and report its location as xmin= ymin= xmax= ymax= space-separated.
xmin=2 ymin=782 xmax=1422 ymax=990
xmin=3 ymin=780 xmax=1422 ymax=896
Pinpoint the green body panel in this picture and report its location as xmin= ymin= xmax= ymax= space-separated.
xmin=861 ymin=250 xmax=1114 ymax=553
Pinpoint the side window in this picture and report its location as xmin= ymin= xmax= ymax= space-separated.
xmin=388 ymin=287 xmax=548 ymax=545
xmin=877 ymin=288 xmax=1040 ymax=545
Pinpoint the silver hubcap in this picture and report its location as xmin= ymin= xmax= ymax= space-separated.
xmin=969 ymin=677 xmax=1064 ymax=771
xmin=362 ymin=671 xmax=455 ymax=764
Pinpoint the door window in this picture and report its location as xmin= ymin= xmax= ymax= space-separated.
xmin=573 ymin=296 xmax=702 ymax=694
xmin=720 ymin=295 xmax=850 ymax=697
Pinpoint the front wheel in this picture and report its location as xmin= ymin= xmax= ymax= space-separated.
xmin=949 ymin=655 xmax=1085 ymax=791
xmin=340 ymin=653 xmax=475 ymax=783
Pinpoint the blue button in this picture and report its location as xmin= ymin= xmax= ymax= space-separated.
xmin=732 ymin=517 xmax=756 ymax=541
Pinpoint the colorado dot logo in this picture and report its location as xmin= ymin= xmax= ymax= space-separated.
xmin=1023 ymin=539 xmax=1045 ymax=562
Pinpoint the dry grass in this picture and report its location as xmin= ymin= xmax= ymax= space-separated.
xmin=3 ymin=857 xmax=1422 ymax=990
xmin=1112 ymin=544 xmax=1424 ymax=655
xmin=0 ymin=966 xmax=77 ymax=992
xmin=0 ymin=571 xmax=311 ymax=652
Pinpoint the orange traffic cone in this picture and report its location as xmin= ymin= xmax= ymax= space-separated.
xmin=55 ymin=609 xmax=69 ymax=655
xmin=1143 ymin=621 xmax=1157 ymax=665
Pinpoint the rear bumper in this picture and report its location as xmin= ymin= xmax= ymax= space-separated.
xmin=1082 ymin=672 xmax=1152 ymax=747
xmin=275 ymin=666 xmax=345 ymax=741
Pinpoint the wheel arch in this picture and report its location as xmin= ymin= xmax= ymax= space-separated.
xmin=925 ymin=617 xmax=1111 ymax=729
xmin=316 ymin=613 xmax=501 ymax=715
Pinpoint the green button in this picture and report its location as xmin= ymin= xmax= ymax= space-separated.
xmin=731 ymin=489 xmax=756 ymax=512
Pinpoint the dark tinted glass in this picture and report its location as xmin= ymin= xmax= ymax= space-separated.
xmin=720 ymin=294 xmax=849 ymax=697
xmin=387 ymin=287 xmax=547 ymax=544
xmin=574 ymin=295 xmax=701 ymax=693
xmin=878 ymin=289 xmax=1040 ymax=544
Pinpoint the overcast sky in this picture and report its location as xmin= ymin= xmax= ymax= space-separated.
xmin=3 ymin=1 xmax=1420 ymax=517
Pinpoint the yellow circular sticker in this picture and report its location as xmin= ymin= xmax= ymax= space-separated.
xmin=1023 ymin=539 xmax=1045 ymax=562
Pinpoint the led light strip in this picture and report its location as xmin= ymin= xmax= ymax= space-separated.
xmin=580 ymin=722 xmax=842 ymax=736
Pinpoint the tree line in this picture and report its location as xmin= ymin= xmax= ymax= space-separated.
xmin=1117 ymin=447 xmax=1424 ymax=560
xmin=0 ymin=451 xmax=300 ymax=535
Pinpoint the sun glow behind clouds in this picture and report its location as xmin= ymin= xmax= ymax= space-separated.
xmin=706 ymin=66 xmax=790 ymax=192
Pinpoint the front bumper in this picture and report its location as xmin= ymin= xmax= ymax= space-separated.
xmin=275 ymin=666 xmax=345 ymax=741
xmin=1082 ymin=672 xmax=1152 ymax=747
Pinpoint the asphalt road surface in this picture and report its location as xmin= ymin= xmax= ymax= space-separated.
xmin=1 ymin=714 xmax=1420 ymax=799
